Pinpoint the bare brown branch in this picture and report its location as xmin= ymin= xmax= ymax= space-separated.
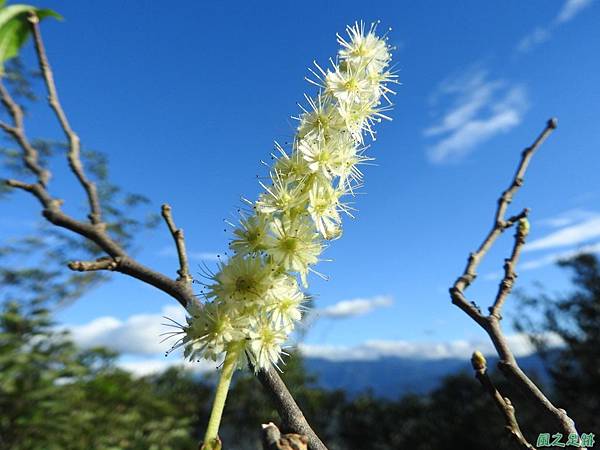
xmin=1 ymin=71 xmax=195 ymax=309
xmin=1 ymin=16 xmax=325 ymax=450
xmin=471 ymin=352 xmax=537 ymax=450
xmin=28 ymin=13 xmax=102 ymax=225
xmin=161 ymin=204 xmax=193 ymax=285
xmin=257 ymin=367 xmax=328 ymax=450
xmin=450 ymin=118 xmax=582 ymax=443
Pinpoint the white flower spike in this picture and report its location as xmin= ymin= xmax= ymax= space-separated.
xmin=172 ymin=21 xmax=396 ymax=373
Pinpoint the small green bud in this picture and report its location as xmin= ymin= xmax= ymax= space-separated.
xmin=518 ymin=217 xmax=530 ymax=236
xmin=471 ymin=350 xmax=487 ymax=371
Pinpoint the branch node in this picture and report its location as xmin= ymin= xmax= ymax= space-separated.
xmin=27 ymin=11 xmax=39 ymax=24
xmin=68 ymin=256 xmax=121 ymax=272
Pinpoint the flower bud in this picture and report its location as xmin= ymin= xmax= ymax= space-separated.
xmin=471 ymin=350 xmax=487 ymax=371
xmin=518 ymin=217 xmax=530 ymax=237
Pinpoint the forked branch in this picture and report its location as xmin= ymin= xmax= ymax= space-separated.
xmin=450 ymin=119 xmax=583 ymax=445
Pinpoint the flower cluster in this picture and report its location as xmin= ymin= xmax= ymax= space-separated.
xmin=176 ymin=22 xmax=395 ymax=371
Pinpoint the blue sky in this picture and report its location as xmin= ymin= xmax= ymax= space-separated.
xmin=2 ymin=0 xmax=600 ymax=373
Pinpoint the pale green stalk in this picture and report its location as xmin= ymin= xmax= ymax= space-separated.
xmin=202 ymin=348 xmax=239 ymax=449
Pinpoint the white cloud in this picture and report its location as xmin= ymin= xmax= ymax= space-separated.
xmin=118 ymin=356 xmax=216 ymax=377
xmin=424 ymin=69 xmax=528 ymax=164
xmin=112 ymin=334 xmax=562 ymax=376
xmin=66 ymin=303 xmax=562 ymax=374
xmin=117 ymin=333 xmax=561 ymax=374
xmin=158 ymin=246 xmax=222 ymax=262
xmin=67 ymin=295 xmax=390 ymax=362
xmin=299 ymin=332 xmax=562 ymax=361
xmin=536 ymin=208 xmax=597 ymax=229
xmin=516 ymin=27 xmax=551 ymax=53
xmin=68 ymin=304 xmax=187 ymax=356
xmin=515 ymin=0 xmax=595 ymax=53
xmin=525 ymin=215 xmax=600 ymax=252
xmin=520 ymin=242 xmax=600 ymax=271
xmin=556 ymin=0 xmax=594 ymax=23
xmin=317 ymin=295 xmax=393 ymax=319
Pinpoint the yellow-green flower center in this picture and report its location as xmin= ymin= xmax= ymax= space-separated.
xmin=344 ymin=78 xmax=358 ymax=92
xmin=280 ymin=236 xmax=298 ymax=252
xmin=235 ymin=276 xmax=253 ymax=293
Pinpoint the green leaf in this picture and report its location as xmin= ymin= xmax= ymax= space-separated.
xmin=0 ymin=13 xmax=30 ymax=64
xmin=35 ymin=8 xmax=62 ymax=21
xmin=0 ymin=4 xmax=61 ymax=68
xmin=0 ymin=5 xmax=37 ymax=29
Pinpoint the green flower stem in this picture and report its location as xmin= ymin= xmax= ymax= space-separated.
xmin=202 ymin=347 xmax=239 ymax=449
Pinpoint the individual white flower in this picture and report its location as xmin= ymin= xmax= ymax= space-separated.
xmin=337 ymin=98 xmax=389 ymax=143
xmin=230 ymin=213 xmax=270 ymax=255
xmin=336 ymin=146 xmax=373 ymax=192
xmin=207 ymin=255 xmax=278 ymax=304
xmin=324 ymin=132 xmax=366 ymax=183
xmin=248 ymin=319 xmax=287 ymax=370
xmin=255 ymin=171 xmax=308 ymax=215
xmin=298 ymin=135 xmax=344 ymax=179
xmin=272 ymin=143 xmax=311 ymax=182
xmin=325 ymin=64 xmax=374 ymax=105
xmin=338 ymin=21 xmax=391 ymax=73
xmin=267 ymin=282 xmax=305 ymax=333
xmin=365 ymin=68 xmax=397 ymax=104
xmin=297 ymin=94 xmax=345 ymax=140
xmin=308 ymin=181 xmax=344 ymax=240
xmin=182 ymin=302 xmax=243 ymax=362
xmin=266 ymin=216 xmax=322 ymax=286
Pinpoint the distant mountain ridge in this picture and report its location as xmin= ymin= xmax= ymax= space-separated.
xmin=303 ymin=353 xmax=550 ymax=398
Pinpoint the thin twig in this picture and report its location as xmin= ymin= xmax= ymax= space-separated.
xmin=449 ymin=118 xmax=583 ymax=443
xmin=28 ymin=13 xmax=102 ymax=225
xmin=471 ymin=352 xmax=537 ymax=450
xmin=161 ymin=204 xmax=193 ymax=284
xmin=0 ymin=83 xmax=50 ymax=186
xmin=490 ymin=216 xmax=529 ymax=319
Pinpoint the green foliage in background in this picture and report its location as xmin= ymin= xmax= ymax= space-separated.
xmin=0 ymin=300 xmax=202 ymax=450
